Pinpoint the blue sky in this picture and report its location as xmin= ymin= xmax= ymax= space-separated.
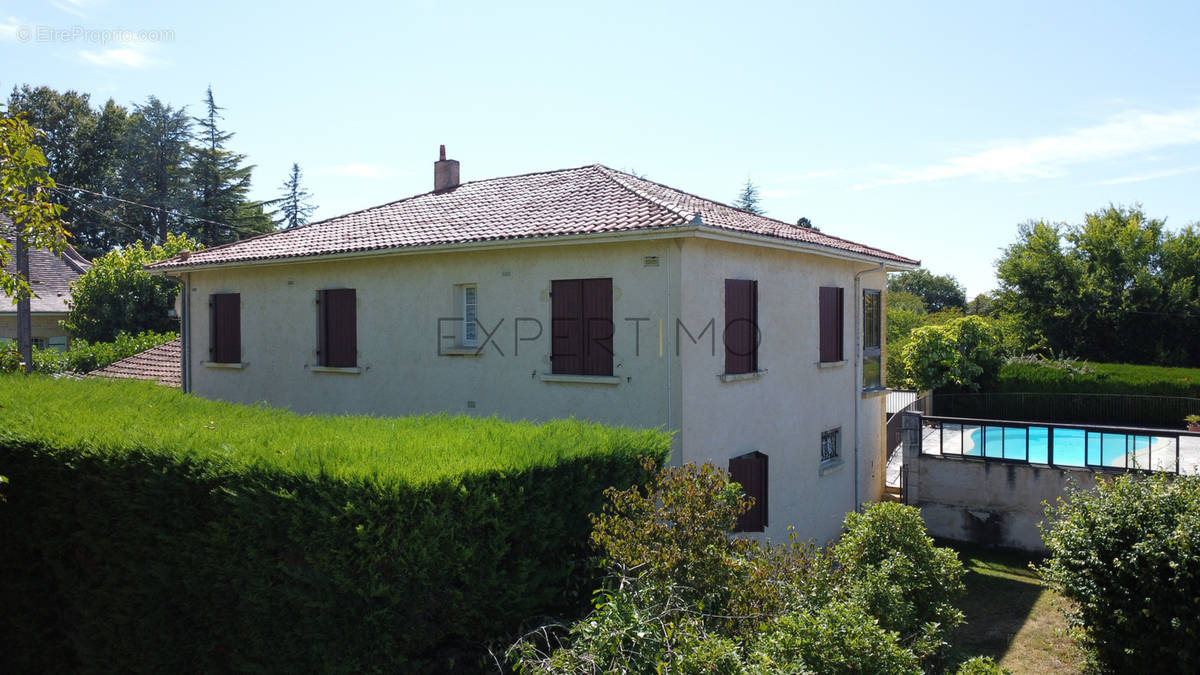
xmin=4 ymin=0 xmax=1199 ymax=296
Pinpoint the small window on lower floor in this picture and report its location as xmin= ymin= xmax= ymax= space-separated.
xmin=458 ymin=283 xmax=478 ymax=348
xmin=821 ymin=428 xmax=841 ymax=464
xmin=31 ymin=337 xmax=47 ymax=350
xmin=728 ymin=451 xmax=768 ymax=532
xmin=48 ymin=336 xmax=69 ymax=352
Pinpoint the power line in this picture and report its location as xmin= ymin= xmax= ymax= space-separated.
xmin=51 ymin=188 xmax=150 ymax=240
xmin=51 ymin=183 xmax=272 ymax=238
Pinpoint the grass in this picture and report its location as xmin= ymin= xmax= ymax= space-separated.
xmin=945 ymin=543 xmax=1087 ymax=674
xmin=0 ymin=374 xmax=669 ymax=486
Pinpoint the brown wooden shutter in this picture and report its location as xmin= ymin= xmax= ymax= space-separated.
xmin=582 ymin=278 xmax=613 ymax=376
xmin=319 ymin=289 xmax=357 ymax=367
xmin=551 ymin=279 xmax=583 ymax=375
xmin=729 ymin=451 xmax=768 ymax=532
xmin=819 ymin=286 xmax=844 ymax=363
xmin=210 ymin=293 xmax=241 ymax=363
xmin=724 ymin=279 xmax=757 ymax=374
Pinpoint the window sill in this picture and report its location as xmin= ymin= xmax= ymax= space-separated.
xmin=440 ymin=347 xmax=483 ymax=357
xmin=310 ymin=366 xmax=362 ymax=374
xmin=819 ymin=459 xmax=845 ymax=476
xmin=539 ymin=373 xmax=621 ymax=385
xmin=817 ymin=360 xmax=848 ymax=369
xmin=861 ymin=387 xmax=888 ymax=398
xmin=719 ymin=369 xmax=767 ymax=383
xmin=203 ymin=361 xmax=246 ymax=369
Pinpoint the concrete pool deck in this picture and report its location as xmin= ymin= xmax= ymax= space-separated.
xmin=886 ymin=424 xmax=1200 ymax=487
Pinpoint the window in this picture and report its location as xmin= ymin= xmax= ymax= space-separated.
xmin=209 ymin=292 xmax=241 ymax=363
xmin=317 ymin=288 xmax=357 ymax=367
xmin=863 ymin=289 xmax=882 ymax=389
xmin=550 ymin=278 xmax=613 ymax=376
xmin=31 ymin=337 xmax=47 ymax=350
xmin=460 ymin=284 xmax=478 ymax=348
xmin=48 ymin=336 xmax=69 ymax=352
xmin=821 ymin=428 xmax=841 ymax=464
xmin=729 ymin=451 xmax=768 ymax=532
xmin=819 ymin=286 xmax=844 ymax=362
xmin=724 ymin=279 xmax=758 ymax=374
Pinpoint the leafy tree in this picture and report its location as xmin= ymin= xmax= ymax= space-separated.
xmin=888 ymin=269 xmax=967 ymax=312
xmin=1040 ymin=474 xmax=1200 ymax=673
xmin=795 ymin=216 xmax=820 ymax=231
xmin=7 ymin=86 xmax=129 ymax=257
xmin=966 ymin=292 xmax=996 ymax=317
xmin=273 ymin=162 xmax=317 ymax=229
xmin=1 ymin=109 xmax=68 ymax=299
xmin=190 ymin=87 xmax=272 ymax=244
xmin=119 ymin=96 xmax=194 ymax=246
xmin=898 ymin=315 xmax=1004 ymax=392
xmin=733 ymin=178 xmax=764 ymax=215
xmin=63 ymin=232 xmax=200 ymax=342
xmin=996 ymin=206 xmax=1200 ymax=365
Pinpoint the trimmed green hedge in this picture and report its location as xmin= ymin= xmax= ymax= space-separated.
xmin=0 ymin=376 xmax=670 ymax=673
xmin=994 ymin=359 xmax=1200 ymax=398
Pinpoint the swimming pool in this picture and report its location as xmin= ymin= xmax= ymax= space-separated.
xmin=965 ymin=425 xmax=1170 ymax=469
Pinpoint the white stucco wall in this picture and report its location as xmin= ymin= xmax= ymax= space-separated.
xmin=674 ymin=238 xmax=889 ymax=543
xmin=0 ymin=313 xmax=72 ymax=347
xmin=180 ymin=235 xmax=892 ymax=545
xmin=184 ymin=239 xmax=680 ymax=433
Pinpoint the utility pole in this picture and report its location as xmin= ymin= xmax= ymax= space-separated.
xmin=14 ymin=228 xmax=32 ymax=374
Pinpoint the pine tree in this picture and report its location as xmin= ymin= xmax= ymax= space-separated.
xmin=733 ymin=179 xmax=764 ymax=215
xmin=119 ymin=96 xmax=193 ymax=246
xmin=190 ymin=86 xmax=270 ymax=245
xmin=273 ymin=162 xmax=316 ymax=229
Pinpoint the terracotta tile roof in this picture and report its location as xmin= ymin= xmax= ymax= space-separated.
xmin=88 ymin=338 xmax=182 ymax=388
xmin=2 ymin=217 xmax=91 ymax=314
xmin=148 ymin=164 xmax=918 ymax=271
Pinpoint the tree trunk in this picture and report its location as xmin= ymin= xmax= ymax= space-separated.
xmin=14 ymin=231 xmax=33 ymax=375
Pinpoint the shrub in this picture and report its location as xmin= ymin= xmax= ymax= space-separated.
xmin=996 ymin=357 xmax=1200 ymax=398
xmin=833 ymin=501 xmax=965 ymax=661
xmin=0 ymin=330 xmax=176 ymax=374
xmin=1039 ymin=473 xmax=1200 ymax=673
xmin=62 ymin=233 xmax=199 ymax=342
xmin=511 ymin=462 xmax=966 ymax=673
xmin=953 ymin=656 xmax=1011 ymax=674
xmin=899 ymin=316 xmax=1005 ymax=392
xmin=0 ymin=375 xmax=670 ymax=673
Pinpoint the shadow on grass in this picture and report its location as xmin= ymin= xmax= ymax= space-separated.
xmin=941 ymin=541 xmax=1049 ymax=667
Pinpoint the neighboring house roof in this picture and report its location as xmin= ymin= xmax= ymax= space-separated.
xmin=1 ymin=219 xmax=91 ymax=314
xmin=87 ymin=338 xmax=182 ymax=388
xmin=147 ymin=164 xmax=919 ymax=271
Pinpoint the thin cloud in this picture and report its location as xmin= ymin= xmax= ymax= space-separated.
xmin=0 ymin=16 xmax=20 ymax=41
xmin=855 ymin=106 xmax=1200 ymax=190
xmin=79 ymin=46 xmax=158 ymax=68
xmin=51 ymin=0 xmax=93 ymax=18
xmin=1097 ymin=164 xmax=1200 ymax=185
xmin=315 ymin=163 xmax=402 ymax=179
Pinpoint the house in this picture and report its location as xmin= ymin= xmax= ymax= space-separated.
xmin=147 ymin=150 xmax=919 ymax=543
xmin=1 ymin=220 xmax=91 ymax=350
xmin=88 ymin=338 xmax=182 ymax=387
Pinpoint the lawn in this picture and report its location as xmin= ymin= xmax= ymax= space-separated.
xmin=945 ymin=543 xmax=1087 ymax=674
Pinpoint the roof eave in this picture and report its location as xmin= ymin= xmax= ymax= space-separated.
xmin=149 ymin=222 xmax=919 ymax=275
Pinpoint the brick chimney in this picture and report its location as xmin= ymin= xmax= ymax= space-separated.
xmin=434 ymin=145 xmax=459 ymax=192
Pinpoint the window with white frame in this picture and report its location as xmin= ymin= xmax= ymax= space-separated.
xmin=459 ymin=284 xmax=478 ymax=348
xmin=821 ymin=428 xmax=841 ymax=464
xmin=863 ymin=289 xmax=882 ymax=389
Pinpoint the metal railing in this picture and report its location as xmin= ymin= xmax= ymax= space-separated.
xmin=919 ymin=414 xmax=1200 ymax=475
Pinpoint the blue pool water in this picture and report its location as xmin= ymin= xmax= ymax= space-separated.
xmin=966 ymin=426 xmax=1159 ymax=468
